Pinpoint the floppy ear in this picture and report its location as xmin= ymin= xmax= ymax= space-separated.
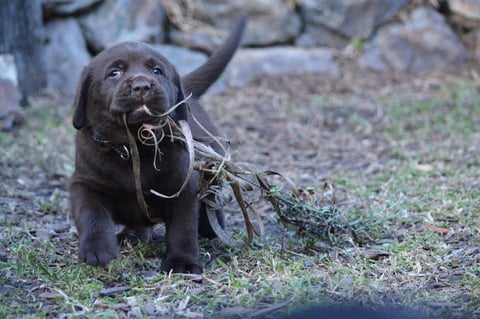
xmin=171 ymin=71 xmax=188 ymax=123
xmin=72 ymin=68 xmax=91 ymax=129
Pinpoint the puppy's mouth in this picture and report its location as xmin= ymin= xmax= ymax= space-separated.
xmin=125 ymin=104 xmax=163 ymax=125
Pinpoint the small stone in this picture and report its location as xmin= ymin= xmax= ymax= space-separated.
xmin=36 ymin=229 xmax=51 ymax=241
xmin=99 ymin=286 xmax=130 ymax=297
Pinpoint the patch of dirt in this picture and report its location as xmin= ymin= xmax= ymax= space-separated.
xmin=202 ymin=65 xmax=478 ymax=236
xmin=1 ymin=62 xmax=479 ymax=318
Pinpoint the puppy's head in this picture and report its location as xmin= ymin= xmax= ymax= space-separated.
xmin=73 ymin=42 xmax=187 ymax=136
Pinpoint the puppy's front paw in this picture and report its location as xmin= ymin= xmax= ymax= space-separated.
xmin=161 ymin=257 xmax=203 ymax=274
xmin=79 ymin=233 xmax=119 ymax=267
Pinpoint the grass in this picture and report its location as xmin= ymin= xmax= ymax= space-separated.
xmin=1 ymin=76 xmax=480 ymax=318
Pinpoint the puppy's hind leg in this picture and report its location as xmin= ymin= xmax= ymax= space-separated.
xmin=117 ymin=225 xmax=153 ymax=244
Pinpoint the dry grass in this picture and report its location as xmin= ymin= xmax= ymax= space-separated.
xmin=1 ymin=70 xmax=480 ymax=318
xmin=122 ymin=97 xmax=367 ymax=247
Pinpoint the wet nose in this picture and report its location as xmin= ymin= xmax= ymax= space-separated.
xmin=131 ymin=77 xmax=151 ymax=98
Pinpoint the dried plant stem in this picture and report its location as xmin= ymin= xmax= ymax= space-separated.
xmin=149 ymin=120 xmax=195 ymax=199
xmin=133 ymin=108 xmax=264 ymax=245
xmin=123 ymin=115 xmax=159 ymax=223
xmin=124 ymin=102 xmax=362 ymax=246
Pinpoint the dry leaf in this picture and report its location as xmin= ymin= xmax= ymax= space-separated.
xmin=360 ymin=249 xmax=390 ymax=260
xmin=424 ymin=223 xmax=448 ymax=234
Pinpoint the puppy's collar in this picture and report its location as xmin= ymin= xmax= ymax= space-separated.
xmin=91 ymin=131 xmax=130 ymax=160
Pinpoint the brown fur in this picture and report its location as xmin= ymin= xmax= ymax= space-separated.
xmin=70 ymin=17 xmax=246 ymax=273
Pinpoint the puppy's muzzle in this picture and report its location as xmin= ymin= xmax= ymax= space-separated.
xmin=131 ymin=76 xmax=152 ymax=100
xmin=110 ymin=75 xmax=160 ymax=123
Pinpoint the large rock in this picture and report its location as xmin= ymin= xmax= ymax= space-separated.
xmin=169 ymin=30 xmax=218 ymax=54
xmin=42 ymin=0 xmax=103 ymax=18
xmin=449 ymin=0 xmax=480 ymax=21
xmin=296 ymin=24 xmax=349 ymax=50
xmin=466 ymin=27 xmax=480 ymax=63
xmin=0 ymin=55 xmax=22 ymax=131
xmin=223 ymin=47 xmax=339 ymax=88
xmin=43 ymin=18 xmax=90 ymax=99
xmin=297 ymin=0 xmax=408 ymax=49
xmin=148 ymin=44 xmax=207 ymax=76
xmin=79 ymin=0 xmax=167 ymax=53
xmin=0 ymin=54 xmax=17 ymax=85
xmin=358 ymin=6 xmax=470 ymax=72
xmin=187 ymin=0 xmax=301 ymax=47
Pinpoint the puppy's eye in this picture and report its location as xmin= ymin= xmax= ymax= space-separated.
xmin=108 ymin=69 xmax=121 ymax=78
xmin=152 ymin=67 xmax=164 ymax=76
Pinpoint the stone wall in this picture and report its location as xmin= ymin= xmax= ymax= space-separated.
xmin=1 ymin=0 xmax=479 ymax=130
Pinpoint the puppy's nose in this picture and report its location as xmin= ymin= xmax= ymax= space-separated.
xmin=131 ymin=78 xmax=151 ymax=98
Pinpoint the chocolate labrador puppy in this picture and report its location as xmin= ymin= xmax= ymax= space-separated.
xmin=70 ymin=17 xmax=246 ymax=273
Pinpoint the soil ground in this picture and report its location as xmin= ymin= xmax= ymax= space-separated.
xmin=1 ymin=62 xmax=479 ymax=318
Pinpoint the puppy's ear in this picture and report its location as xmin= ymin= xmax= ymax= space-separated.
xmin=72 ymin=68 xmax=91 ymax=129
xmin=171 ymin=72 xmax=188 ymax=123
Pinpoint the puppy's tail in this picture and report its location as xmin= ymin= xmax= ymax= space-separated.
xmin=182 ymin=16 xmax=247 ymax=98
